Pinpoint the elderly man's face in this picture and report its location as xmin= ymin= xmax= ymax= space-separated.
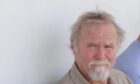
xmin=73 ymin=23 xmax=118 ymax=81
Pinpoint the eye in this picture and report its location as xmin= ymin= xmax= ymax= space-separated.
xmin=87 ymin=43 xmax=97 ymax=48
xmin=104 ymin=45 xmax=113 ymax=49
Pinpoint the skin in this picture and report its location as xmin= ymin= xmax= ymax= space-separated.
xmin=138 ymin=35 xmax=140 ymax=41
xmin=71 ymin=23 xmax=118 ymax=84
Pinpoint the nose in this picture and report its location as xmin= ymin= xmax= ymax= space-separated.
xmin=94 ymin=47 xmax=106 ymax=60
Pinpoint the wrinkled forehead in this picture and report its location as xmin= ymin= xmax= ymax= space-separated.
xmin=79 ymin=23 xmax=118 ymax=39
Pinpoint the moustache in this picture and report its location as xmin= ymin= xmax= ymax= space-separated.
xmin=88 ymin=60 xmax=111 ymax=68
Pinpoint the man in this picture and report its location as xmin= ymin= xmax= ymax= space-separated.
xmin=59 ymin=11 xmax=132 ymax=84
xmin=115 ymin=35 xmax=140 ymax=84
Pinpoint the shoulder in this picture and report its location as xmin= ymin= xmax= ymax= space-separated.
xmin=110 ymin=68 xmax=133 ymax=84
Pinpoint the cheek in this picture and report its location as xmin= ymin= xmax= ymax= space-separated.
xmin=107 ymin=52 xmax=116 ymax=65
xmin=79 ymin=49 xmax=94 ymax=61
xmin=77 ymin=49 xmax=94 ymax=74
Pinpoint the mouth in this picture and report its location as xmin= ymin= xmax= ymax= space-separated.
xmin=88 ymin=60 xmax=112 ymax=71
xmin=90 ymin=63 xmax=110 ymax=69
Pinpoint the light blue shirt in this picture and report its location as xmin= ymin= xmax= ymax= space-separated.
xmin=115 ymin=40 xmax=140 ymax=84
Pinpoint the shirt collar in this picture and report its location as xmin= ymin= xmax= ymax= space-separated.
xmin=70 ymin=63 xmax=89 ymax=84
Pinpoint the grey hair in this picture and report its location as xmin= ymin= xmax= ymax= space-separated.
xmin=70 ymin=11 xmax=124 ymax=48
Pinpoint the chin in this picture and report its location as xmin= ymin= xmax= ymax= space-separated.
xmin=88 ymin=66 xmax=111 ymax=81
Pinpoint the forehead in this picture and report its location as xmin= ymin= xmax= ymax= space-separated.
xmin=80 ymin=23 xmax=118 ymax=40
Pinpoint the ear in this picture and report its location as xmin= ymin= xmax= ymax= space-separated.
xmin=70 ymin=43 xmax=78 ymax=55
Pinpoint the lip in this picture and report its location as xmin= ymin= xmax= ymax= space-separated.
xmin=90 ymin=64 xmax=109 ymax=67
